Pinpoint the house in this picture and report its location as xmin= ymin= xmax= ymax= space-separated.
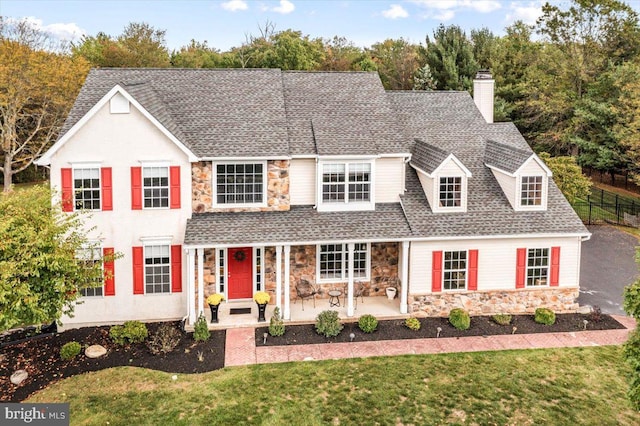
xmin=35 ymin=68 xmax=589 ymax=328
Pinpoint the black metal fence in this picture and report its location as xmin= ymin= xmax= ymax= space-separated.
xmin=573 ymin=200 xmax=640 ymax=226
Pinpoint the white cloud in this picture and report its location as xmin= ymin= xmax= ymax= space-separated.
xmin=382 ymin=4 xmax=409 ymax=19
xmin=221 ymin=0 xmax=248 ymax=12
xmin=506 ymin=1 xmax=543 ymax=26
xmin=411 ymin=0 xmax=501 ymax=20
xmin=7 ymin=16 xmax=85 ymax=42
xmin=273 ymin=0 xmax=295 ymax=14
xmin=434 ymin=10 xmax=455 ymax=21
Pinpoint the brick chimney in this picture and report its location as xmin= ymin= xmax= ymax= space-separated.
xmin=473 ymin=70 xmax=494 ymax=124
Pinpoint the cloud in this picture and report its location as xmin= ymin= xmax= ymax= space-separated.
xmin=505 ymin=1 xmax=544 ymax=26
xmin=411 ymin=0 xmax=501 ymax=20
xmin=6 ymin=16 xmax=85 ymax=42
xmin=382 ymin=4 xmax=409 ymax=19
xmin=273 ymin=0 xmax=295 ymax=14
xmin=434 ymin=10 xmax=455 ymax=21
xmin=221 ymin=0 xmax=248 ymax=12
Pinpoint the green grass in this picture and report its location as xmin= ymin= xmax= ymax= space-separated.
xmin=28 ymin=346 xmax=639 ymax=425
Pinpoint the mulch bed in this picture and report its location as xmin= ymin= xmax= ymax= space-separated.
xmin=1 ymin=321 xmax=225 ymax=403
xmin=255 ymin=313 xmax=626 ymax=346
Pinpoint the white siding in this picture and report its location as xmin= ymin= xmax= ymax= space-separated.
xmin=491 ymin=169 xmax=516 ymax=208
xmin=375 ymin=157 xmax=404 ymax=202
xmin=289 ymin=159 xmax=316 ymax=205
xmin=519 ymin=158 xmax=546 ymax=175
xmin=438 ymin=158 xmax=466 ymax=175
xmin=417 ymin=172 xmax=434 ymax=208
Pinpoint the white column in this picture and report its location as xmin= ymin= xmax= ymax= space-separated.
xmin=401 ymin=241 xmax=409 ymax=314
xmin=275 ymin=245 xmax=283 ymax=311
xmin=187 ymin=249 xmax=196 ymax=325
xmin=196 ymin=248 xmax=204 ymax=317
xmin=284 ymin=245 xmax=291 ymax=320
xmin=347 ymin=243 xmax=355 ymax=317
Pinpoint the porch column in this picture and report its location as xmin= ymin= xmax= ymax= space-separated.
xmin=284 ymin=244 xmax=291 ymax=320
xmin=275 ymin=245 xmax=283 ymax=311
xmin=196 ymin=248 xmax=204 ymax=316
xmin=347 ymin=242 xmax=355 ymax=317
xmin=400 ymin=241 xmax=409 ymax=314
xmin=187 ymin=249 xmax=196 ymax=325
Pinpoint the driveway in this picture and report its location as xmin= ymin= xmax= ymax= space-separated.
xmin=578 ymin=226 xmax=639 ymax=315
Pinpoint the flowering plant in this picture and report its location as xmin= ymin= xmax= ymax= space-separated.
xmin=206 ymin=293 xmax=225 ymax=306
xmin=253 ymin=291 xmax=271 ymax=305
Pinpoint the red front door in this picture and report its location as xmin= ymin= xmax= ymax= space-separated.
xmin=228 ymin=247 xmax=253 ymax=299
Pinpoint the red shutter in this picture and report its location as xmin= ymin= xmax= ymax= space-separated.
xmin=169 ymin=166 xmax=181 ymax=209
xmin=432 ymin=251 xmax=442 ymax=292
xmin=61 ymin=168 xmax=73 ymax=212
xmin=132 ymin=246 xmax=144 ymax=294
xmin=101 ymin=167 xmax=113 ymax=211
xmin=131 ymin=167 xmax=142 ymax=210
xmin=103 ymin=247 xmax=115 ymax=296
xmin=171 ymin=245 xmax=182 ymax=292
xmin=550 ymin=246 xmax=561 ymax=286
xmin=516 ymin=248 xmax=527 ymax=289
xmin=468 ymin=249 xmax=478 ymax=291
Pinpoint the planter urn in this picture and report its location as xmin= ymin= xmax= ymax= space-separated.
xmin=257 ymin=303 xmax=267 ymax=322
xmin=386 ymin=287 xmax=397 ymax=300
xmin=209 ymin=304 xmax=220 ymax=323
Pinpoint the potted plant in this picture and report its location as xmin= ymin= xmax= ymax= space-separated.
xmin=253 ymin=291 xmax=271 ymax=322
xmin=206 ymin=293 xmax=225 ymax=323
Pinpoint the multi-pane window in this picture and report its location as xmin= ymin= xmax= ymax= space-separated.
xmin=218 ymin=249 xmax=225 ymax=294
xmin=143 ymin=167 xmax=169 ymax=208
xmin=74 ymin=168 xmax=100 ymax=210
xmin=78 ymin=246 xmax=103 ymax=297
xmin=216 ymin=163 xmax=264 ymax=205
xmin=322 ymin=163 xmax=371 ymax=203
xmin=145 ymin=245 xmax=171 ymax=294
xmin=319 ymin=243 xmax=368 ymax=281
xmin=526 ymin=248 xmax=549 ymax=286
xmin=439 ymin=176 xmax=462 ymax=207
xmin=443 ymin=251 xmax=467 ymax=290
xmin=521 ymin=176 xmax=543 ymax=206
xmin=255 ymin=248 xmax=262 ymax=291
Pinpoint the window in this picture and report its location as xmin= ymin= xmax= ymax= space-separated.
xmin=526 ymin=248 xmax=548 ymax=286
xmin=318 ymin=243 xmax=368 ymax=281
xmin=218 ymin=248 xmax=225 ymax=294
xmin=145 ymin=245 xmax=171 ymax=294
xmin=74 ymin=168 xmax=101 ymax=210
xmin=216 ymin=163 xmax=264 ymax=205
xmin=443 ymin=250 xmax=467 ymax=290
xmin=439 ymin=176 xmax=462 ymax=208
xmin=322 ymin=163 xmax=371 ymax=204
xmin=255 ymin=248 xmax=262 ymax=291
xmin=521 ymin=176 xmax=543 ymax=206
xmin=143 ymin=167 xmax=169 ymax=208
xmin=78 ymin=246 xmax=103 ymax=297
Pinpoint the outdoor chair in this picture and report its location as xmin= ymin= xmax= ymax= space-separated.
xmin=294 ymin=280 xmax=317 ymax=310
xmin=342 ymin=282 xmax=365 ymax=309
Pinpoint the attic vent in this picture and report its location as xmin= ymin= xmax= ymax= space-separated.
xmin=110 ymin=92 xmax=130 ymax=114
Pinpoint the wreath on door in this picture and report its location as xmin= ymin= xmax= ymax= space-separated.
xmin=234 ymin=250 xmax=246 ymax=262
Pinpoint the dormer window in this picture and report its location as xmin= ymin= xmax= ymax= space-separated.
xmin=439 ymin=177 xmax=462 ymax=208
xmin=520 ymin=176 xmax=543 ymax=206
xmin=318 ymin=161 xmax=374 ymax=211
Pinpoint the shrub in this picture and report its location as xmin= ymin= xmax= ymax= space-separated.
xmin=315 ymin=310 xmax=343 ymax=337
xmin=193 ymin=314 xmax=210 ymax=341
xmin=590 ymin=305 xmax=603 ymax=323
xmin=449 ymin=308 xmax=471 ymax=330
xmin=60 ymin=341 xmax=82 ymax=360
xmin=358 ymin=314 xmax=378 ymax=333
xmin=269 ymin=307 xmax=285 ymax=337
xmin=535 ymin=308 xmax=556 ymax=325
xmin=405 ymin=317 xmax=421 ymax=331
xmin=148 ymin=323 xmax=181 ymax=355
xmin=109 ymin=321 xmax=148 ymax=345
xmin=492 ymin=314 xmax=512 ymax=326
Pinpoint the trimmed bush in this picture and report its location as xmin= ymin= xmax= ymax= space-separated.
xmin=535 ymin=308 xmax=556 ymax=325
xmin=315 ymin=310 xmax=343 ymax=337
xmin=109 ymin=321 xmax=148 ymax=345
xmin=269 ymin=307 xmax=285 ymax=337
xmin=492 ymin=314 xmax=512 ymax=326
xmin=405 ymin=317 xmax=421 ymax=331
xmin=148 ymin=323 xmax=181 ymax=355
xmin=193 ymin=314 xmax=210 ymax=341
xmin=449 ymin=308 xmax=471 ymax=330
xmin=60 ymin=341 xmax=82 ymax=360
xmin=358 ymin=314 xmax=378 ymax=333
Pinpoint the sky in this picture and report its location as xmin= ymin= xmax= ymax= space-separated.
xmin=0 ymin=0 xmax=631 ymax=51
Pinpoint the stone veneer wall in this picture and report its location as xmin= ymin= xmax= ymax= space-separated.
xmin=410 ymin=287 xmax=580 ymax=317
xmin=192 ymin=160 xmax=290 ymax=213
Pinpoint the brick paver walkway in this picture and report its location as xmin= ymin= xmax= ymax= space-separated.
xmin=225 ymin=315 xmax=636 ymax=367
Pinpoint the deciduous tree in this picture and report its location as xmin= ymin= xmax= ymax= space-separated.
xmin=538 ymin=152 xmax=592 ymax=203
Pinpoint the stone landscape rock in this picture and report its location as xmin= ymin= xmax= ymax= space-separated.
xmin=85 ymin=344 xmax=107 ymax=358
xmin=10 ymin=369 xmax=28 ymax=385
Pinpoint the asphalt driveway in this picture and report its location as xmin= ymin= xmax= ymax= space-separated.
xmin=578 ymin=226 xmax=639 ymax=315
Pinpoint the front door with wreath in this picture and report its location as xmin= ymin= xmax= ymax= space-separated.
xmin=227 ymin=247 xmax=253 ymax=299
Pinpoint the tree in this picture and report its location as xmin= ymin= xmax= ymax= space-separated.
xmin=0 ymin=186 xmax=115 ymax=331
xmin=470 ymin=27 xmax=497 ymax=70
xmin=368 ymin=38 xmax=419 ymax=90
xmin=0 ymin=18 xmax=90 ymax=192
xmin=611 ymin=60 xmax=640 ymax=184
xmin=318 ymin=36 xmax=368 ymax=71
xmin=538 ymin=152 xmax=592 ymax=203
xmin=171 ymin=40 xmax=222 ymax=68
xmin=623 ymin=248 xmax=640 ymax=409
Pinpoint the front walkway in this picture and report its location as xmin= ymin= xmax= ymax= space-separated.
xmin=225 ymin=315 xmax=636 ymax=367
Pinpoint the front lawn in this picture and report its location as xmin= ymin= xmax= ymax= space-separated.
xmin=28 ymin=346 xmax=639 ymax=425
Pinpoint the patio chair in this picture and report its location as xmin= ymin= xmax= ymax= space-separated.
xmin=342 ymin=282 xmax=365 ymax=309
xmin=294 ymin=280 xmax=317 ymax=310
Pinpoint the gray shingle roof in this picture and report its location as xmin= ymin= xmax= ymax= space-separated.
xmin=410 ymin=139 xmax=450 ymax=174
xmin=484 ymin=139 xmax=533 ymax=174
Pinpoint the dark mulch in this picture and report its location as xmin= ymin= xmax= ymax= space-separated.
xmin=255 ymin=313 xmax=626 ymax=346
xmin=1 ymin=321 xmax=225 ymax=403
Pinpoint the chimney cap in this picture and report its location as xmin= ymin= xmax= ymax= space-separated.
xmin=475 ymin=69 xmax=493 ymax=80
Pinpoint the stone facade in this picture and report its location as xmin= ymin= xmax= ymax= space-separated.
xmin=410 ymin=287 xmax=580 ymax=317
xmin=192 ymin=160 xmax=290 ymax=213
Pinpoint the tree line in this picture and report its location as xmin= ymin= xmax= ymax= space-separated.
xmin=2 ymin=0 xmax=640 ymax=192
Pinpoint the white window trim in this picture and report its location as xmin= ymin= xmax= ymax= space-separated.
xmin=517 ymin=175 xmax=547 ymax=211
xmin=77 ymin=240 xmax=105 ymax=298
xmin=316 ymin=242 xmax=370 ymax=283
xmin=212 ymin=160 xmax=268 ymax=208
xmin=316 ymin=160 xmax=375 ymax=212
xmin=253 ymin=246 xmax=265 ymax=293
xmin=432 ymin=174 xmax=467 ymax=213
xmin=217 ymin=248 xmax=227 ymax=297
xmin=72 ymin=166 xmax=102 ymax=212
xmin=526 ymin=247 xmax=550 ymax=287
xmin=141 ymin=165 xmax=170 ymax=210
xmin=143 ymin=243 xmax=173 ymax=295
xmin=442 ymin=250 xmax=468 ymax=291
